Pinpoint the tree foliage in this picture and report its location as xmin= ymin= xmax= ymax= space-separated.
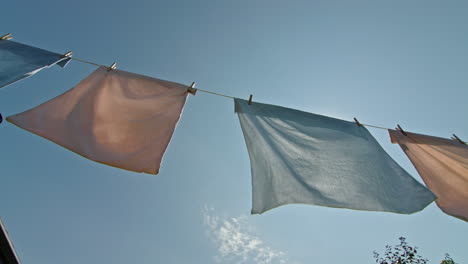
xmin=373 ymin=237 xmax=456 ymax=264
xmin=441 ymin=254 xmax=456 ymax=264
xmin=374 ymin=237 xmax=427 ymax=264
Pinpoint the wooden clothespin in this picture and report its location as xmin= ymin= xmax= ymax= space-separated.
xmin=0 ymin=33 xmax=12 ymax=40
xmin=107 ymin=62 xmax=117 ymax=71
xmin=451 ymin=134 xmax=466 ymax=145
xmin=353 ymin=117 xmax=362 ymax=126
xmin=187 ymin=82 xmax=197 ymax=95
xmin=62 ymin=51 xmax=73 ymax=58
xmin=396 ymin=124 xmax=407 ymax=136
xmin=248 ymin=94 xmax=253 ymax=105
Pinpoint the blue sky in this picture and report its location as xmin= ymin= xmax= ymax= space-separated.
xmin=1 ymin=1 xmax=467 ymax=263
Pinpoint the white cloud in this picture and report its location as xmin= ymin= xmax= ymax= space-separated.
xmin=202 ymin=206 xmax=293 ymax=264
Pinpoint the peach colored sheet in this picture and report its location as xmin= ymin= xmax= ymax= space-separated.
xmin=389 ymin=130 xmax=468 ymax=221
xmin=8 ymin=67 xmax=190 ymax=174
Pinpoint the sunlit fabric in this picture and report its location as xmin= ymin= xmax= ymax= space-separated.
xmin=235 ymin=99 xmax=435 ymax=214
xmin=389 ymin=130 xmax=468 ymax=221
xmin=8 ymin=66 xmax=190 ymax=174
xmin=0 ymin=40 xmax=70 ymax=88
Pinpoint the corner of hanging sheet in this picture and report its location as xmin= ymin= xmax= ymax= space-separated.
xmin=234 ymin=98 xmax=241 ymax=113
xmin=188 ymin=82 xmax=197 ymax=95
xmin=0 ymin=33 xmax=12 ymax=40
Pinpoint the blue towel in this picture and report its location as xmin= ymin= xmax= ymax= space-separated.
xmin=0 ymin=40 xmax=70 ymax=88
xmin=234 ymin=99 xmax=435 ymax=214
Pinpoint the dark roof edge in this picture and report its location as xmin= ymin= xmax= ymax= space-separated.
xmin=0 ymin=217 xmax=21 ymax=264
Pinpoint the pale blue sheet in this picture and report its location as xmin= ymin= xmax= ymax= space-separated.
xmin=234 ymin=99 xmax=436 ymax=214
xmin=0 ymin=40 xmax=70 ymax=88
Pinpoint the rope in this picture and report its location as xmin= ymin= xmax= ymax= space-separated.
xmin=196 ymin=88 xmax=236 ymax=99
xmin=69 ymin=57 xmax=103 ymax=68
xmin=361 ymin=123 xmax=390 ymax=131
xmin=0 ymin=36 xmax=464 ymax=141
xmin=64 ymin=55 xmax=466 ymax=143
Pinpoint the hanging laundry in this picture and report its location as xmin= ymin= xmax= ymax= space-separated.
xmin=8 ymin=66 xmax=192 ymax=174
xmin=0 ymin=40 xmax=70 ymax=88
xmin=389 ymin=130 xmax=468 ymax=221
xmin=234 ymin=99 xmax=435 ymax=214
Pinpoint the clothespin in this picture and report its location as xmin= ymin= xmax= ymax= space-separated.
xmin=0 ymin=113 xmax=3 ymax=124
xmin=353 ymin=117 xmax=362 ymax=126
xmin=451 ymin=134 xmax=466 ymax=145
xmin=62 ymin=51 xmax=73 ymax=58
xmin=248 ymin=94 xmax=253 ymax=105
xmin=187 ymin=82 xmax=197 ymax=95
xmin=107 ymin=62 xmax=117 ymax=71
xmin=396 ymin=124 xmax=407 ymax=136
xmin=0 ymin=33 xmax=12 ymax=40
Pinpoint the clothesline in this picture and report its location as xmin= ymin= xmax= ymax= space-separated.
xmin=65 ymin=55 xmax=466 ymax=144
xmin=0 ymin=34 xmax=465 ymax=143
xmin=67 ymin=55 xmax=398 ymax=130
xmin=10 ymin=38 xmax=461 ymax=143
xmin=71 ymin=55 xmax=468 ymax=145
